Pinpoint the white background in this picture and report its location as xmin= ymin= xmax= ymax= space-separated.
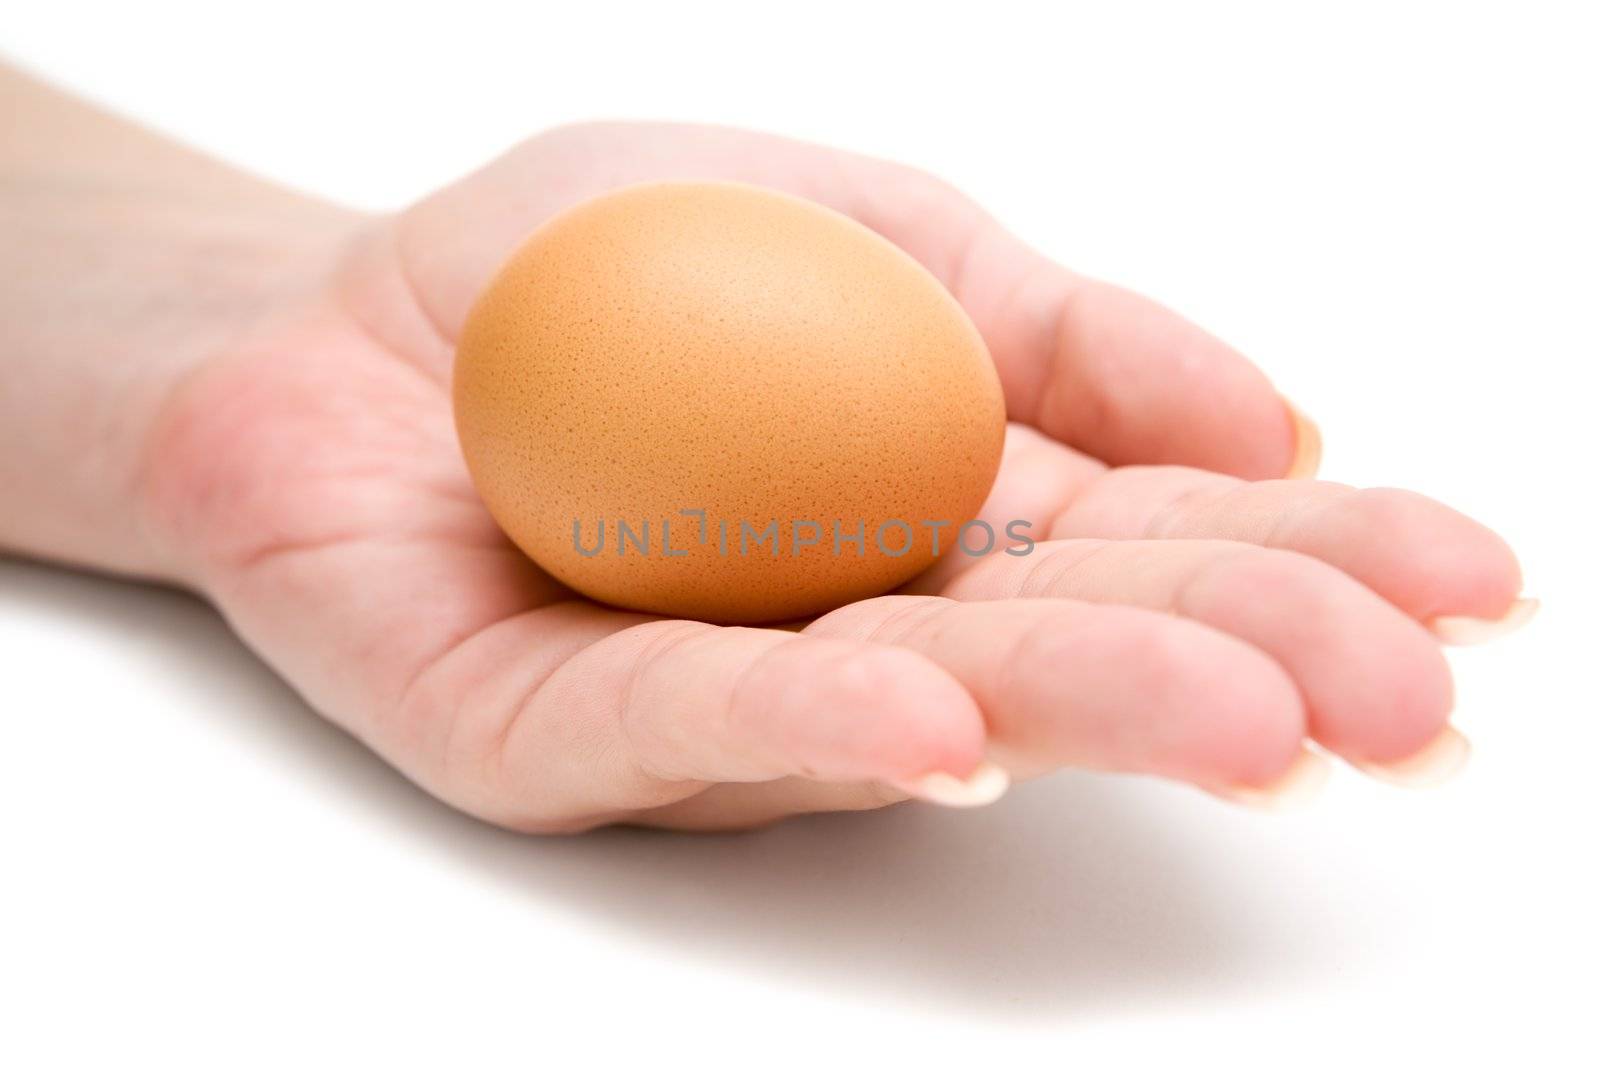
xmin=4 ymin=2 xmax=1597 ymax=1062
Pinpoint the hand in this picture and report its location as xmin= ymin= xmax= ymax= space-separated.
xmin=133 ymin=123 xmax=1528 ymax=831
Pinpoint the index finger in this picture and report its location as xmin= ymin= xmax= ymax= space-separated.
xmin=395 ymin=122 xmax=1316 ymax=479
xmin=837 ymin=151 xmax=1316 ymax=479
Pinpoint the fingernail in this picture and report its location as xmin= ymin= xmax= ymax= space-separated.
xmin=1282 ymin=397 xmax=1322 ymax=479
xmin=893 ymin=760 xmax=1010 ymax=808
xmin=1428 ymin=597 xmax=1540 ymax=646
xmin=1212 ymin=747 xmax=1332 ymax=812
xmin=1356 ymin=726 xmax=1471 ymax=787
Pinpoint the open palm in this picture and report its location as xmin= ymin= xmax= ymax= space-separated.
xmin=145 ymin=124 xmax=1527 ymax=831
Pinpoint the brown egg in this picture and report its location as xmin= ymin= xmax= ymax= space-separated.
xmin=453 ymin=181 xmax=1006 ymax=623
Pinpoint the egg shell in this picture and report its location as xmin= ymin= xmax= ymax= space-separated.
xmin=453 ymin=181 xmax=1006 ymax=623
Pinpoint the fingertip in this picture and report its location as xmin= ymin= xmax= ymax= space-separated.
xmin=1429 ymin=596 xmax=1540 ymax=646
xmin=1045 ymin=282 xmax=1299 ymax=478
xmin=1355 ymin=725 xmax=1472 ymax=788
xmin=774 ymin=642 xmax=990 ymax=786
xmin=1210 ymin=746 xmax=1332 ymax=812
xmin=1323 ymin=627 xmax=1457 ymax=767
xmin=1292 ymin=488 xmax=1526 ymax=622
xmin=1283 ymin=397 xmax=1322 ymax=479
xmin=891 ymin=760 xmax=1010 ymax=808
xmin=1100 ymin=612 xmax=1310 ymax=788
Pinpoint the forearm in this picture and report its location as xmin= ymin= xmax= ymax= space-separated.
xmin=0 ymin=63 xmax=359 ymax=580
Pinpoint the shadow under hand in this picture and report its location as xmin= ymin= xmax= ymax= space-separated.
xmin=3 ymin=558 xmax=1346 ymax=1020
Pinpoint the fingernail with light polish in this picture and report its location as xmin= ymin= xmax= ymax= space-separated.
xmin=894 ymin=760 xmax=1010 ymax=808
xmin=1283 ymin=397 xmax=1322 ymax=480
xmin=1429 ymin=597 xmax=1540 ymax=646
xmin=1357 ymin=726 xmax=1471 ymax=787
xmin=1214 ymin=747 xmax=1332 ymax=812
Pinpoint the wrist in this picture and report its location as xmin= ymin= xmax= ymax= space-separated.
xmin=130 ymin=215 xmax=368 ymax=589
xmin=1 ymin=189 xmax=364 ymax=585
xmin=0 ymin=64 xmax=374 ymax=583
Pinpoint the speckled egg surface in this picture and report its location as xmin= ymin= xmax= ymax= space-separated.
xmin=453 ymin=181 xmax=1006 ymax=623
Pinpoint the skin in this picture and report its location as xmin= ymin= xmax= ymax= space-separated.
xmin=1 ymin=65 xmax=1529 ymax=831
